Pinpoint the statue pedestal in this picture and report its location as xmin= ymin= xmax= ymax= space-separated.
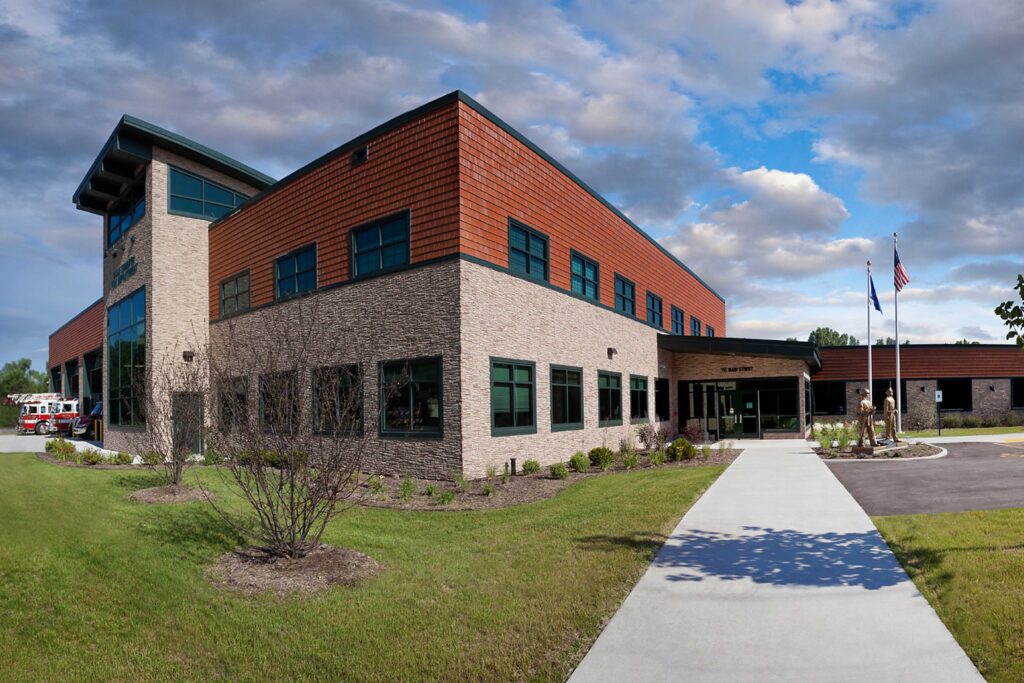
xmin=851 ymin=446 xmax=876 ymax=455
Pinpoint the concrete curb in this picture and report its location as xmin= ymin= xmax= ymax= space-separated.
xmin=823 ymin=444 xmax=947 ymax=463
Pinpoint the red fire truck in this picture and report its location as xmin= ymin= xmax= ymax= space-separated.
xmin=8 ymin=393 xmax=65 ymax=435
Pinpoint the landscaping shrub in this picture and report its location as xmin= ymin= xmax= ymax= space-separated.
xmin=701 ymin=444 xmax=711 ymax=459
xmin=648 ymin=449 xmax=666 ymax=467
xmin=80 ymin=449 xmax=104 ymax=466
xmin=423 ymin=483 xmax=438 ymax=497
xmin=452 ymin=471 xmax=472 ymax=492
xmin=981 ymin=414 xmax=1001 ymax=428
xmin=485 ymin=465 xmax=498 ymax=481
xmin=816 ymin=424 xmax=834 ymax=450
xmin=836 ymin=423 xmax=854 ymax=450
xmin=502 ymin=462 xmax=510 ymax=484
xmin=482 ymin=482 xmax=495 ymax=496
xmin=569 ymin=451 xmax=590 ymax=473
xmin=667 ymin=438 xmax=696 ymax=462
xmin=399 ymin=475 xmax=414 ymax=501
xmin=202 ymin=449 xmax=224 ymax=466
xmin=112 ymin=451 xmax=133 ymax=465
xmin=437 ymin=490 xmax=455 ymax=505
xmin=681 ymin=425 xmax=704 ymax=443
xmin=622 ymin=450 xmax=639 ymax=470
xmin=522 ymin=459 xmax=541 ymax=475
xmin=654 ymin=425 xmax=670 ymax=451
xmin=1004 ymin=411 xmax=1024 ymax=427
xmin=141 ymin=450 xmax=164 ymax=467
xmin=907 ymin=402 xmax=936 ymax=431
xmin=367 ymin=474 xmax=385 ymax=496
xmin=636 ymin=423 xmax=656 ymax=450
xmin=961 ymin=415 xmax=981 ymax=429
xmin=549 ymin=462 xmax=569 ymax=480
xmin=44 ymin=439 xmax=56 ymax=453
xmin=588 ymin=447 xmax=613 ymax=467
xmin=47 ymin=438 xmax=77 ymax=461
xmin=941 ymin=413 xmax=963 ymax=429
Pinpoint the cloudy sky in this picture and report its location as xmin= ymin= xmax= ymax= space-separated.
xmin=1 ymin=0 xmax=1022 ymax=370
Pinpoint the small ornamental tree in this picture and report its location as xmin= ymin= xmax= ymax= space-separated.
xmin=995 ymin=274 xmax=1024 ymax=349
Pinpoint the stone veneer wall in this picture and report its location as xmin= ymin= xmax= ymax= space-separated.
xmin=209 ymin=260 xmax=463 ymax=479
xmin=459 ymin=260 xmax=671 ymax=478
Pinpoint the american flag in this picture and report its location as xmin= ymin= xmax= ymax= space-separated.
xmin=895 ymin=248 xmax=910 ymax=292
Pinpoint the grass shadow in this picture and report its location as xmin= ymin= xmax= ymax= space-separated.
xmin=576 ymin=532 xmax=669 ymax=560
xmin=137 ymin=505 xmax=249 ymax=560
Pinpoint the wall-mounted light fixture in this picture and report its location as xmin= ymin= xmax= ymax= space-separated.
xmin=607 ymin=347 xmax=617 ymax=359
xmin=920 ymin=386 xmax=926 ymax=392
xmin=182 ymin=350 xmax=195 ymax=363
xmin=990 ymin=385 xmax=996 ymax=392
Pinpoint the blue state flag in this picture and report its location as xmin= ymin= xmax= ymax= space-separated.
xmin=870 ymin=275 xmax=883 ymax=314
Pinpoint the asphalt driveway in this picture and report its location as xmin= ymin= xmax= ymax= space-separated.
xmin=827 ymin=441 xmax=1024 ymax=516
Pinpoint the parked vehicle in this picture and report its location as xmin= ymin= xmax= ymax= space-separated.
xmin=7 ymin=393 xmax=63 ymax=435
xmin=52 ymin=400 xmax=80 ymax=435
xmin=72 ymin=402 xmax=103 ymax=439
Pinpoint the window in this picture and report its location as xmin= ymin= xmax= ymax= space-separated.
xmin=313 ymin=365 xmax=362 ymax=435
xmin=655 ymin=377 xmax=670 ymax=421
xmin=671 ymin=306 xmax=685 ymax=335
xmin=937 ymin=378 xmax=972 ymax=411
xmin=551 ymin=365 xmax=583 ymax=431
xmin=490 ymin=359 xmax=536 ymax=435
xmin=759 ymin=378 xmax=800 ymax=431
xmin=646 ymin=292 xmax=663 ymax=328
xmin=598 ymin=371 xmax=622 ymax=426
xmin=107 ymin=288 xmax=145 ymax=427
xmin=508 ymin=220 xmax=548 ymax=281
xmin=218 ymin=377 xmax=248 ymax=431
xmin=259 ymin=371 xmax=299 ymax=433
xmin=219 ymin=271 xmax=251 ymax=317
xmin=630 ymin=375 xmax=649 ymax=422
xmin=812 ymin=381 xmax=846 ymax=415
xmin=691 ymin=316 xmax=702 ymax=337
xmin=570 ymin=252 xmax=599 ymax=301
xmin=352 ymin=214 xmax=410 ymax=276
xmin=275 ymin=244 xmax=316 ymax=300
xmin=706 ymin=325 xmax=715 ymax=337
xmin=107 ymin=184 xmax=145 ymax=247
xmin=1013 ymin=379 xmax=1024 ymax=409
xmin=872 ymin=379 xmax=908 ymax=413
xmin=614 ymin=275 xmax=635 ymax=316
xmin=380 ymin=358 xmax=442 ymax=435
xmin=168 ymin=167 xmax=248 ymax=220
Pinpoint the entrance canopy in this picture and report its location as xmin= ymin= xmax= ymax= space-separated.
xmin=657 ymin=335 xmax=822 ymax=371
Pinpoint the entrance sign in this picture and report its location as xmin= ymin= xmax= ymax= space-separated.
xmin=935 ymin=390 xmax=943 ymax=403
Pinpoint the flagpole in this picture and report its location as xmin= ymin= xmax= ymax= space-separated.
xmin=894 ymin=232 xmax=902 ymax=435
xmin=867 ymin=260 xmax=873 ymax=406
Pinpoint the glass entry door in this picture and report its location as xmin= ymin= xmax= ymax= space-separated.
xmin=718 ymin=387 xmax=759 ymax=439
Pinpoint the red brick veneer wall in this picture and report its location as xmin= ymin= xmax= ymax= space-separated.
xmin=457 ymin=101 xmax=726 ymax=335
xmin=208 ymin=102 xmax=462 ymax=319
xmin=49 ymin=298 xmax=103 ymax=368
xmin=815 ymin=345 xmax=1024 ymax=380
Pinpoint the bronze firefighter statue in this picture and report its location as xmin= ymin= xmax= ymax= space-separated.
xmin=857 ymin=392 xmax=878 ymax=448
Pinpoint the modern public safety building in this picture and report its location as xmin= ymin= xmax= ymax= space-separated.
xmin=47 ymin=91 xmax=1024 ymax=478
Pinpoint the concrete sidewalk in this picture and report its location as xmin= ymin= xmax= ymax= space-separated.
xmin=569 ymin=439 xmax=982 ymax=683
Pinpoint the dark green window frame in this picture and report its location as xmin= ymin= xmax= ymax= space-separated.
xmin=614 ymin=275 xmax=635 ymax=317
xmin=691 ymin=316 xmax=702 ymax=337
xmin=274 ymin=244 xmax=317 ymax=301
xmin=508 ymin=219 xmax=549 ymax=282
xmin=646 ymin=292 xmax=663 ymax=328
xmin=351 ymin=212 xmax=410 ymax=277
xmin=218 ymin=377 xmax=248 ymax=432
xmin=630 ymin=375 xmax=649 ymax=422
xmin=598 ymin=371 xmax=623 ymax=426
xmin=168 ymin=166 xmax=249 ymax=221
xmin=707 ymin=325 xmax=716 ymax=337
xmin=654 ymin=377 xmax=670 ymax=422
xmin=219 ymin=270 xmax=251 ymax=317
xmin=379 ymin=357 xmax=443 ymax=437
xmin=491 ymin=358 xmax=537 ymax=436
xmin=107 ymin=287 xmax=146 ymax=427
xmin=551 ymin=364 xmax=583 ymax=432
xmin=259 ymin=371 xmax=300 ymax=434
xmin=671 ymin=306 xmax=685 ymax=335
xmin=570 ymin=251 xmax=599 ymax=301
xmin=312 ymin=364 xmax=363 ymax=435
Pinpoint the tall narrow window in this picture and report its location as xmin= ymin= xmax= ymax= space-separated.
xmin=551 ymin=365 xmax=583 ymax=431
xmin=646 ymin=292 xmax=663 ymax=328
xmin=706 ymin=325 xmax=715 ymax=337
xmin=508 ymin=221 xmax=548 ymax=281
xmin=352 ymin=214 xmax=410 ymax=276
xmin=218 ymin=377 xmax=248 ymax=431
xmin=107 ymin=184 xmax=145 ymax=247
xmin=671 ymin=306 xmax=685 ymax=335
xmin=630 ymin=376 xmax=649 ymax=422
xmin=691 ymin=316 xmax=702 ymax=337
xmin=219 ymin=270 xmax=251 ymax=317
xmin=655 ymin=377 xmax=670 ymax=422
xmin=598 ymin=371 xmax=622 ymax=426
xmin=259 ymin=371 xmax=299 ymax=434
xmin=614 ymin=276 xmax=635 ymax=316
xmin=275 ymin=244 xmax=316 ymax=300
xmin=107 ymin=287 xmax=146 ymax=426
xmin=169 ymin=167 xmax=248 ymax=220
xmin=570 ymin=252 xmax=599 ymax=301
xmin=380 ymin=358 xmax=442 ymax=435
xmin=313 ymin=364 xmax=362 ymax=434
xmin=1012 ymin=378 xmax=1024 ymax=409
xmin=491 ymin=359 xmax=536 ymax=435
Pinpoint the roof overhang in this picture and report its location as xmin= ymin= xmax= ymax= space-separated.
xmin=657 ymin=335 xmax=823 ymax=372
xmin=73 ymin=115 xmax=275 ymax=215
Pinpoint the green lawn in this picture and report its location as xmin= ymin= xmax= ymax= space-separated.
xmin=903 ymin=426 xmax=1024 ymax=438
xmin=0 ymin=453 xmax=721 ymax=681
xmin=876 ymin=509 xmax=1024 ymax=682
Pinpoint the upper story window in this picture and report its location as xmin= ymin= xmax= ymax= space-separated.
xmin=107 ymin=184 xmax=145 ymax=248
xmin=646 ymin=292 xmax=663 ymax=328
xmin=706 ymin=325 xmax=715 ymax=337
xmin=508 ymin=220 xmax=548 ymax=282
xmin=671 ymin=306 xmax=685 ymax=335
xmin=570 ymin=252 xmax=599 ymax=301
xmin=219 ymin=270 xmax=251 ymax=317
xmin=352 ymin=214 xmax=410 ymax=277
xmin=275 ymin=244 xmax=316 ymax=300
xmin=691 ymin=316 xmax=702 ymax=337
xmin=168 ymin=167 xmax=249 ymax=220
xmin=614 ymin=275 xmax=635 ymax=316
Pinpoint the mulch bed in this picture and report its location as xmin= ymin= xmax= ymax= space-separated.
xmin=357 ymin=449 xmax=742 ymax=511
xmin=816 ymin=443 xmax=943 ymax=460
xmin=129 ymin=485 xmax=210 ymax=504
xmin=36 ymin=452 xmax=142 ymax=470
xmin=207 ymin=545 xmax=381 ymax=596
